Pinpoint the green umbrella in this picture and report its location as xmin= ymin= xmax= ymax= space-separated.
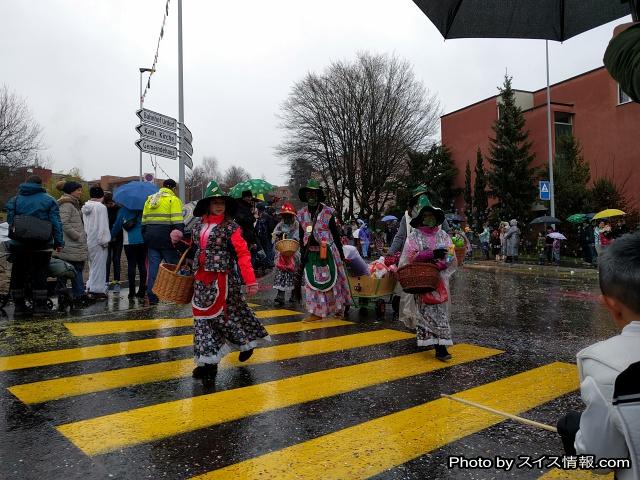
xmin=229 ymin=179 xmax=274 ymax=199
xmin=566 ymin=213 xmax=588 ymax=223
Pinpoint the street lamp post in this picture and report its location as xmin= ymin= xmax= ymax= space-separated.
xmin=139 ymin=67 xmax=154 ymax=181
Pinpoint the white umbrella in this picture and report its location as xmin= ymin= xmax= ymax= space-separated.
xmin=546 ymin=232 xmax=567 ymax=240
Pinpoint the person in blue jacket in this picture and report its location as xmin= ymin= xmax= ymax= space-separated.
xmin=111 ymin=206 xmax=147 ymax=300
xmin=5 ymin=175 xmax=64 ymax=315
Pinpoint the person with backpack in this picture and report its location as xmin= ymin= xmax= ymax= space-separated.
xmin=5 ymin=175 xmax=64 ymax=316
xmin=111 ymin=206 xmax=147 ymax=300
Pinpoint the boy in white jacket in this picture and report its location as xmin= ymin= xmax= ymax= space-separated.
xmin=81 ymin=186 xmax=111 ymax=298
xmin=557 ymin=232 xmax=640 ymax=480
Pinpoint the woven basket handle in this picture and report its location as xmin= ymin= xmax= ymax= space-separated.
xmin=175 ymin=247 xmax=191 ymax=271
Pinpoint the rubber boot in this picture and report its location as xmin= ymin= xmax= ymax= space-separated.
xmin=201 ymin=363 xmax=218 ymax=385
xmin=32 ymin=290 xmax=50 ymax=316
xmin=239 ymin=348 xmax=254 ymax=362
xmin=434 ymin=345 xmax=452 ymax=361
xmin=274 ymin=290 xmax=285 ymax=306
xmin=11 ymin=289 xmax=27 ymax=316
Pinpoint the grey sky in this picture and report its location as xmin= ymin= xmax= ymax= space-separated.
xmin=1 ymin=1 xmax=630 ymax=185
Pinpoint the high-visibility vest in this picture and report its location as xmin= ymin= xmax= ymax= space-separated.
xmin=142 ymin=188 xmax=184 ymax=226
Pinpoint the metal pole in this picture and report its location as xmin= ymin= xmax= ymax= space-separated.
xmin=139 ymin=71 xmax=143 ymax=181
xmin=177 ymin=0 xmax=185 ymax=202
xmin=546 ymin=40 xmax=556 ymax=219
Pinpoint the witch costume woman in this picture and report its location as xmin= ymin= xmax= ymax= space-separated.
xmin=272 ymin=202 xmax=300 ymax=305
xmin=398 ymin=195 xmax=457 ymax=361
xmin=297 ymin=179 xmax=350 ymax=320
xmin=189 ymin=181 xmax=270 ymax=382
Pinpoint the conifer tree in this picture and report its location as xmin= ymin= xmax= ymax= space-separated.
xmin=473 ymin=147 xmax=488 ymax=230
xmin=463 ymin=159 xmax=473 ymax=224
xmin=487 ymin=74 xmax=537 ymax=221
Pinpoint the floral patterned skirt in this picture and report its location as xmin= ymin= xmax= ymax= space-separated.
xmin=192 ymin=269 xmax=271 ymax=365
xmin=414 ymin=297 xmax=453 ymax=347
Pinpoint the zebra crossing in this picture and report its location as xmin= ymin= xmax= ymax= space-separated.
xmin=0 ymin=303 xmax=602 ymax=479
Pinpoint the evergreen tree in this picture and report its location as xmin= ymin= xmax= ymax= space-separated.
xmin=553 ymin=134 xmax=591 ymax=220
xmin=473 ymin=147 xmax=488 ymax=230
xmin=589 ymin=178 xmax=628 ymax=213
xmin=487 ymin=74 xmax=537 ymax=221
xmin=393 ymin=145 xmax=459 ymax=212
xmin=463 ymin=159 xmax=473 ymax=224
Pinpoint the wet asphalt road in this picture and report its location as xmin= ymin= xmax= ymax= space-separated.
xmin=0 ymin=267 xmax=614 ymax=479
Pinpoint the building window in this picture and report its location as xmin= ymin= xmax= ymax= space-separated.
xmin=618 ymin=84 xmax=632 ymax=105
xmin=554 ymin=111 xmax=573 ymax=141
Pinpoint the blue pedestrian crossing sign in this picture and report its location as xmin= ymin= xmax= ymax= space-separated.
xmin=539 ymin=181 xmax=550 ymax=201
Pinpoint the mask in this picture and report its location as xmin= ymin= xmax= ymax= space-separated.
xmin=422 ymin=216 xmax=437 ymax=227
xmin=307 ymin=198 xmax=318 ymax=207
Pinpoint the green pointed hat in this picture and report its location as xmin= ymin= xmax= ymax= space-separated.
xmin=411 ymin=184 xmax=429 ymax=198
xmin=193 ymin=180 xmax=237 ymax=216
xmin=298 ymin=178 xmax=326 ymax=203
xmin=410 ymin=194 xmax=444 ymax=227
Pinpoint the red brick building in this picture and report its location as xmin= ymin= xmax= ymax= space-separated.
xmin=441 ymin=67 xmax=640 ymax=211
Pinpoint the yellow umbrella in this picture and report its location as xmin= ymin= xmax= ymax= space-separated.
xmin=593 ymin=208 xmax=626 ymax=220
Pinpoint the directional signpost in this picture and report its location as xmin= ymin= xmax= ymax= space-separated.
xmin=179 ymin=123 xmax=193 ymax=168
xmin=180 ymin=152 xmax=193 ymax=169
xmin=135 ymin=124 xmax=177 ymax=146
xmin=135 ymin=138 xmax=178 ymax=160
xmin=136 ymin=108 xmax=177 ymax=130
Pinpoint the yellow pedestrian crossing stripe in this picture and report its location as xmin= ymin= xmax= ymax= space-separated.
xmin=64 ymin=309 xmax=303 ymax=337
xmin=10 ymin=329 xmax=413 ymax=404
xmin=190 ymin=362 xmax=578 ymax=480
xmin=538 ymin=469 xmax=613 ymax=479
xmin=56 ymin=343 xmax=502 ymax=456
xmin=0 ymin=319 xmax=351 ymax=371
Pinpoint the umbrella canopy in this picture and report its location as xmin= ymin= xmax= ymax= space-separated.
xmin=593 ymin=208 xmax=626 ymax=220
xmin=445 ymin=213 xmax=465 ymax=222
xmin=229 ymin=179 xmax=274 ymax=199
xmin=411 ymin=0 xmax=633 ymax=41
xmin=566 ymin=213 xmax=588 ymax=223
xmin=547 ymin=232 xmax=567 ymax=240
xmin=113 ymin=181 xmax=159 ymax=211
xmin=381 ymin=215 xmax=398 ymax=222
xmin=530 ymin=215 xmax=561 ymax=225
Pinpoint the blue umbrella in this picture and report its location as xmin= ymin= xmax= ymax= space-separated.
xmin=113 ymin=181 xmax=158 ymax=210
xmin=381 ymin=215 xmax=398 ymax=222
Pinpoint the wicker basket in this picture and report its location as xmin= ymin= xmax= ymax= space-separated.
xmin=455 ymin=247 xmax=466 ymax=266
xmin=275 ymin=238 xmax=300 ymax=257
xmin=396 ymin=263 xmax=441 ymax=294
xmin=152 ymin=248 xmax=194 ymax=304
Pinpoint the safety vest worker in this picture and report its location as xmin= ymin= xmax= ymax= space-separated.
xmin=142 ymin=179 xmax=185 ymax=251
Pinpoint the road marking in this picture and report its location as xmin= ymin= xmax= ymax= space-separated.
xmin=538 ymin=469 xmax=613 ymax=479
xmin=190 ymin=362 xmax=578 ymax=480
xmin=64 ymin=309 xmax=303 ymax=337
xmin=10 ymin=328 xmax=410 ymax=404
xmin=56 ymin=344 xmax=502 ymax=456
xmin=0 ymin=319 xmax=351 ymax=372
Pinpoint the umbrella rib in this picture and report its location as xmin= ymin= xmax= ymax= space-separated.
xmin=560 ymin=0 xmax=565 ymax=41
xmin=444 ymin=0 xmax=465 ymax=38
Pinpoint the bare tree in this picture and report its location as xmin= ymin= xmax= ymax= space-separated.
xmin=186 ymin=156 xmax=223 ymax=201
xmin=0 ymin=85 xmax=43 ymax=174
xmin=278 ymin=52 xmax=440 ymax=220
xmin=221 ymin=165 xmax=251 ymax=191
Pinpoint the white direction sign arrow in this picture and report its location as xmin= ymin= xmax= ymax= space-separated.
xmin=136 ymin=108 xmax=177 ymax=130
xmin=135 ymin=124 xmax=177 ymax=146
xmin=179 ymin=123 xmax=192 ymax=145
xmin=135 ymin=138 xmax=178 ymax=160
xmin=180 ymin=152 xmax=193 ymax=169
xmin=181 ymin=141 xmax=193 ymax=156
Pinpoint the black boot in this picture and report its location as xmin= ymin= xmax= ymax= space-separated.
xmin=11 ymin=289 xmax=27 ymax=315
xmin=32 ymin=290 xmax=50 ymax=316
xmin=238 ymin=348 xmax=254 ymax=362
xmin=201 ymin=363 xmax=218 ymax=384
xmin=435 ymin=345 xmax=452 ymax=361
xmin=274 ymin=290 xmax=284 ymax=306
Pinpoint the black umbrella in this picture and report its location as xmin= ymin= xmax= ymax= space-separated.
xmin=411 ymin=1 xmax=636 ymax=41
xmin=530 ymin=215 xmax=561 ymax=225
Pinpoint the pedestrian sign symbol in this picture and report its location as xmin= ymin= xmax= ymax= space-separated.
xmin=539 ymin=181 xmax=550 ymax=201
